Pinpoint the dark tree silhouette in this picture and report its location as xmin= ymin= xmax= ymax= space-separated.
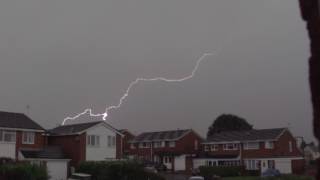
xmin=207 ymin=114 xmax=253 ymax=137
xmin=299 ymin=0 xmax=320 ymax=178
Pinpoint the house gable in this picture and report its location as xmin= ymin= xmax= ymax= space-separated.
xmin=85 ymin=123 xmax=118 ymax=161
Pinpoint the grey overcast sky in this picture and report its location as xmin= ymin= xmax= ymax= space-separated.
xmin=0 ymin=0 xmax=314 ymax=141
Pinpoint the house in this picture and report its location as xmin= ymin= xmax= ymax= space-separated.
xmin=128 ymin=129 xmax=203 ymax=172
xmin=0 ymin=111 xmax=69 ymax=180
xmin=48 ymin=121 xmax=124 ymax=167
xmin=0 ymin=111 xmax=46 ymax=159
xmin=194 ymin=128 xmax=304 ymax=174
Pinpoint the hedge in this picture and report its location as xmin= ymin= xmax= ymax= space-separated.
xmin=0 ymin=163 xmax=49 ymax=180
xmin=199 ymin=166 xmax=243 ymax=178
xmin=77 ymin=161 xmax=165 ymax=180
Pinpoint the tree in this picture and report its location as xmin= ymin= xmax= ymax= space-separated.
xmin=207 ymin=114 xmax=253 ymax=137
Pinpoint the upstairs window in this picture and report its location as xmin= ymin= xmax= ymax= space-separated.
xmin=169 ymin=141 xmax=176 ymax=148
xmin=153 ymin=142 xmax=162 ymax=148
xmin=265 ymin=141 xmax=274 ymax=149
xmin=87 ymin=135 xmax=100 ymax=147
xmin=0 ymin=130 xmax=16 ymax=143
xmin=22 ymin=132 xmax=35 ymax=144
xmin=289 ymin=141 xmax=293 ymax=152
xmin=243 ymin=142 xmax=260 ymax=150
xmin=223 ymin=143 xmax=239 ymax=150
xmin=194 ymin=140 xmax=198 ymax=150
xmin=211 ymin=144 xmax=218 ymax=151
xmin=204 ymin=145 xmax=210 ymax=152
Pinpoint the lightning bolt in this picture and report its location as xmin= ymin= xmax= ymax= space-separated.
xmin=62 ymin=53 xmax=214 ymax=125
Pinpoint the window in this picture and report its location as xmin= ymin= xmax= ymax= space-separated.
xmin=243 ymin=142 xmax=260 ymax=150
xmin=265 ymin=141 xmax=274 ymax=149
xmin=0 ymin=131 xmax=16 ymax=143
xmin=169 ymin=141 xmax=175 ymax=148
xmin=204 ymin=145 xmax=210 ymax=152
xmin=139 ymin=142 xmax=150 ymax=148
xmin=87 ymin=135 xmax=100 ymax=147
xmin=289 ymin=141 xmax=293 ymax=152
xmin=107 ymin=136 xmax=116 ymax=148
xmin=223 ymin=143 xmax=238 ymax=150
xmin=194 ymin=140 xmax=198 ymax=150
xmin=206 ymin=160 xmax=217 ymax=167
xmin=211 ymin=144 xmax=218 ymax=151
xmin=153 ymin=142 xmax=162 ymax=148
xmin=22 ymin=132 xmax=35 ymax=144
xmin=245 ymin=160 xmax=260 ymax=170
xmin=164 ymin=156 xmax=172 ymax=163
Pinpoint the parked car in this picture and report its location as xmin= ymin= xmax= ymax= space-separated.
xmin=261 ymin=168 xmax=281 ymax=177
xmin=188 ymin=176 xmax=204 ymax=180
xmin=68 ymin=173 xmax=92 ymax=180
xmin=144 ymin=165 xmax=158 ymax=173
xmin=154 ymin=163 xmax=167 ymax=171
xmin=143 ymin=161 xmax=166 ymax=172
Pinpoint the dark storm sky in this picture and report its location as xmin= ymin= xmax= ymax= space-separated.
xmin=0 ymin=0 xmax=314 ymax=140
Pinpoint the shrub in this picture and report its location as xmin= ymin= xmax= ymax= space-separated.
xmin=0 ymin=163 xmax=49 ymax=180
xmin=199 ymin=166 xmax=243 ymax=178
xmin=77 ymin=161 xmax=165 ymax=180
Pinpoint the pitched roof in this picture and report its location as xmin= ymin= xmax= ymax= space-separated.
xmin=49 ymin=121 xmax=102 ymax=135
xmin=131 ymin=129 xmax=191 ymax=143
xmin=0 ymin=111 xmax=44 ymax=131
xmin=20 ymin=146 xmax=67 ymax=159
xmin=205 ymin=128 xmax=286 ymax=143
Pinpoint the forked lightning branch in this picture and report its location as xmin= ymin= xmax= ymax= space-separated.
xmin=62 ymin=53 xmax=214 ymax=125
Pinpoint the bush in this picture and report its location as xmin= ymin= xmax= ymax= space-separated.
xmin=199 ymin=166 xmax=243 ymax=178
xmin=0 ymin=163 xmax=49 ymax=180
xmin=77 ymin=161 xmax=165 ymax=180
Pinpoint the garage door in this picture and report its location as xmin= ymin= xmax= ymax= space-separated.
xmin=174 ymin=155 xmax=186 ymax=171
xmin=275 ymin=159 xmax=292 ymax=174
xmin=47 ymin=161 xmax=68 ymax=180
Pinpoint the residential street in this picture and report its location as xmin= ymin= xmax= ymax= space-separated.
xmin=160 ymin=173 xmax=189 ymax=180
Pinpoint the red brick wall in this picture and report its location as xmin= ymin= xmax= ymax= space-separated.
xmin=15 ymin=131 xmax=46 ymax=159
xmin=292 ymin=159 xmax=305 ymax=175
xmin=48 ymin=133 xmax=86 ymax=167
xmin=122 ymin=131 xmax=135 ymax=153
xmin=116 ymin=134 xmax=122 ymax=159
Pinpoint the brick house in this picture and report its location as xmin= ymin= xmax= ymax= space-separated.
xmin=0 ymin=111 xmax=46 ymax=160
xmin=0 ymin=111 xmax=70 ymax=180
xmin=128 ymin=129 xmax=203 ymax=172
xmin=48 ymin=121 xmax=124 ymax=167
xmin=194 ymin=128 xmax=304 ymax=174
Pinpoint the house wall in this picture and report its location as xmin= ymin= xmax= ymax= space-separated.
xmin=48 ymin=134 xmax=86 ymax=167
xmin=292 ymin=159 xmax=305 ymax=174
xmin=85 ymin=124 xmax=117 ymax=161
xmin=16 ymin=131 xmax=45 ymax=159
xmin=118 ymin=130 xmax=135 ymax=158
